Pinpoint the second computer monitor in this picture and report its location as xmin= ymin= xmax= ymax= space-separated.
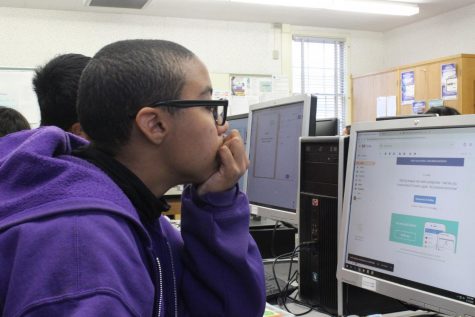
xmin=315 ymin=117 xmax=339 ymax=136
xmin=244 ymin=94 xmax=317 ymax=226
xmin=228 ymin=113 xmax=249 ymax=190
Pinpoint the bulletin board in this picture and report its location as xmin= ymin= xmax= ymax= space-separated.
xmin=211 ymin=73 xmax=290 ymax=116
xmin=0 ymin=67 xmax=40 ymax=127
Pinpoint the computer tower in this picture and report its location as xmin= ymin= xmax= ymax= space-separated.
xmin=298 ymin=136 xmax=348 ymax=315
xmin=298 ymin=136 xmax=406 ymax=316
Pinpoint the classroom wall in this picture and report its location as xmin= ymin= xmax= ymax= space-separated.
xmin=3 ymin=4 xmax=474 ymax=90
xmin=0 ymin=7 xmax=279 ymax=75
xmin=0 ymin=7 xmax=384 ymax=77
xmin=383 ymin=3 xmax=475 ymax=68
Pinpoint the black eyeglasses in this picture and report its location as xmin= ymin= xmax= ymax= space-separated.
xmin=132 ymin=99 xmax=228 ymax=126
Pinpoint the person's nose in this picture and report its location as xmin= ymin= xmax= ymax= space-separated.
xmin=217 ymin=122 xmax=229 ymax=135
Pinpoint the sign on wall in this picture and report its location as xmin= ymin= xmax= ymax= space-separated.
xmin=401 ymin=70 xmax=415 ymax=105
xmin=229 ymin=74 xmax=289 ymax=115
xmin=441 ymin=63 xmax=457 ymax=100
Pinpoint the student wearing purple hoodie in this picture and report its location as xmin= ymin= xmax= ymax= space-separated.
xmin=0 ymin=40 xmax=265 ymax=316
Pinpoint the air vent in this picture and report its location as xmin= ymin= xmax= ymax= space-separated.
xmin=85 ymin=0 xmax=151 ymax=9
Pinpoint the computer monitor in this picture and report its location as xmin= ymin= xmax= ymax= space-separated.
xmin=337 ymin=115 xmax=475 ymax=316
xmin=228 ymin=113 xmax=249 ymax=190
xmin=315 ymin=117 xmax=338 ymax=136
xmin=244 ymin=94 xmax=317 ymax=226
xmin=376 ymin=113 xmax=438 ymax=121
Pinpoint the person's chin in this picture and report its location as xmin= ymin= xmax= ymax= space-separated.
xmin=197 ymin=164 xmax=218 ymax=184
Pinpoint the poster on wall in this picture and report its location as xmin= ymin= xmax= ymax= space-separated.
xmin=231 ymin=76 xmax=250 ymax=97
xmin=441 ymin=63 xmax=457 ymax=100
xmin=401 ymin=71 xmax=415 ymax=105
xmin=412 ymin=101 xmax=426 ymax=114
xmin=229 ymin=74 xmax=289 ymax=115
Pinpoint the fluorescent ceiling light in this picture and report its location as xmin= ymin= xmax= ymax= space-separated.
xmin=229 ymin=0 xmax=420 ymax=16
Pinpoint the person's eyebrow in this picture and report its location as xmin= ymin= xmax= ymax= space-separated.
xmin=200 ymin=86 xmax=213 ymax=97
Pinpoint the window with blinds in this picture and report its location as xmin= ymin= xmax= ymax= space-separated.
xmin=292 ymin=36 xmax=346 ymax=131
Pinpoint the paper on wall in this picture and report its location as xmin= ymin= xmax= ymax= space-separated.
xmin=387 ymin=96 xmax=397 ymax=116
xmin=376 ymin=96 xmax=387 ymax=117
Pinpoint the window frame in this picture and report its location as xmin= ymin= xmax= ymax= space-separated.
xmin=291 ymin=35 xmax=348 ymax=131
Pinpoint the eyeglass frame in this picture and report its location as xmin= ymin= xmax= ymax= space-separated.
xmin=130 ymin=99 xmax=228 ymax=126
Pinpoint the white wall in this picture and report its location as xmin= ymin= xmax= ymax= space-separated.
xmin=383 ymin=3 xmax=475 ymax=68
xmin=5 ymin=4 xmax=474 ymax=88
xmin=0 ymin=7 xmax=279 ymax=75
xmin=0 ymin=7 xmax=384 ymax=77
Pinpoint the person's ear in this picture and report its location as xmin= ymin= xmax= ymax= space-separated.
xmin=135 ymin=107 xmax=169 ymax=145
xmin=70 ymin=122 xmax=89 ymax=140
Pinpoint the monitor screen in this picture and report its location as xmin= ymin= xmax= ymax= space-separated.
xmin=244 ymin=94 xmax=317 ymax=226
xmin=337 ymin=115 xmax=475 ymax=316
xmin=228 ymin=113 xmax=249 ymax=191
xmin=315 ymin=117 xmax=338 ymax=136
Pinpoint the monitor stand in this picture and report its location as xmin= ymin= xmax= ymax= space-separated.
xmin=249 ymin=215 xmax=277 ymax=229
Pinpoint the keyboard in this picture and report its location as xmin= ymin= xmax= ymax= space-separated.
xmin=265 ymin=270 xmax=298 ymax=301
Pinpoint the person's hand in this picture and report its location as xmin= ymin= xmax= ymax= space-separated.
xmin=196 ymin=129 xmax=249 ymax=196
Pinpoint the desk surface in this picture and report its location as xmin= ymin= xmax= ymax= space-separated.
xmin=250 ymin=216 xmax=278 ymax=229
xmin=264 ymin=260 xmax=324 ymax=316
xmin=263 ymin=260 xmax=432 ymax=317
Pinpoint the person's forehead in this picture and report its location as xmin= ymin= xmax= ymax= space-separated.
xmin=181 ymin=59 xmax=212 ymax=98
xmin=183 ymin=58 xmax=209 ymax=79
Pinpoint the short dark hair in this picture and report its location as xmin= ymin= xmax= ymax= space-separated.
xmin=77 ymin=39 xmax=196 ymax=154
xmin=33 ymin=53 xmax=91 ymax=131
xmin=0 ymin=106 xmax=30 ymax=137
xmin=424 ymin=106 xmax=460 ymax=116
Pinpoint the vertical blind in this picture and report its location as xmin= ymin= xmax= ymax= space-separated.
xmin=292 ymin=36 xmax=347 ymax=131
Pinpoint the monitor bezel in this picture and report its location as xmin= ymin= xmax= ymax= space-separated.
xmin=227 ymin=113 xmax=249 ymax=121
xmin=337 ymin=115 xmax=475 ymax=316
xmin=376 ymin=113 xmax=438 ymax=121
xmin=243 ymin=94 xmax=317 ymax=226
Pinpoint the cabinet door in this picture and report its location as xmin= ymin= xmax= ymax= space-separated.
xmin=460 ymin=56 xmax=475 ymax=114
xmin=352 ymin=70 xmax=398 ymax=122
xmin=400 ymin=59 xmax=460 ymax=114
xmin=398 ymin=65 xmax=435 ymax=114
xmin=415 ymin=63 xmax=438 ymax=101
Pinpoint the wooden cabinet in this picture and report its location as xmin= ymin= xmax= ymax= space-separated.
xmin=351 ymin=69 xmax=398 ymax=122
xmin=351 ymin=54 xmax=475 ymax=122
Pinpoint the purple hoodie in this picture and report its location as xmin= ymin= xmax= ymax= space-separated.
xmin=0 ymin=127 xmax=265 ymax=317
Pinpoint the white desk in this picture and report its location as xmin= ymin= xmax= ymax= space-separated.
xmin=263 ymin=260 xmax=437 ymax=317
xmin=270 ymin=301 xmax=438 ymax=317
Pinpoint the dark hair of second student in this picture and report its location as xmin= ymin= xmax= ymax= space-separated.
xmin=33 ymin=53 xmax=91 ymax=131
xmin=424 ymin=106 xmax=460 ymax=116
xmin=77 ymin=40 xmax=196 ymax=154
xmin=0 ymin=106 xmax=31 ymax=137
